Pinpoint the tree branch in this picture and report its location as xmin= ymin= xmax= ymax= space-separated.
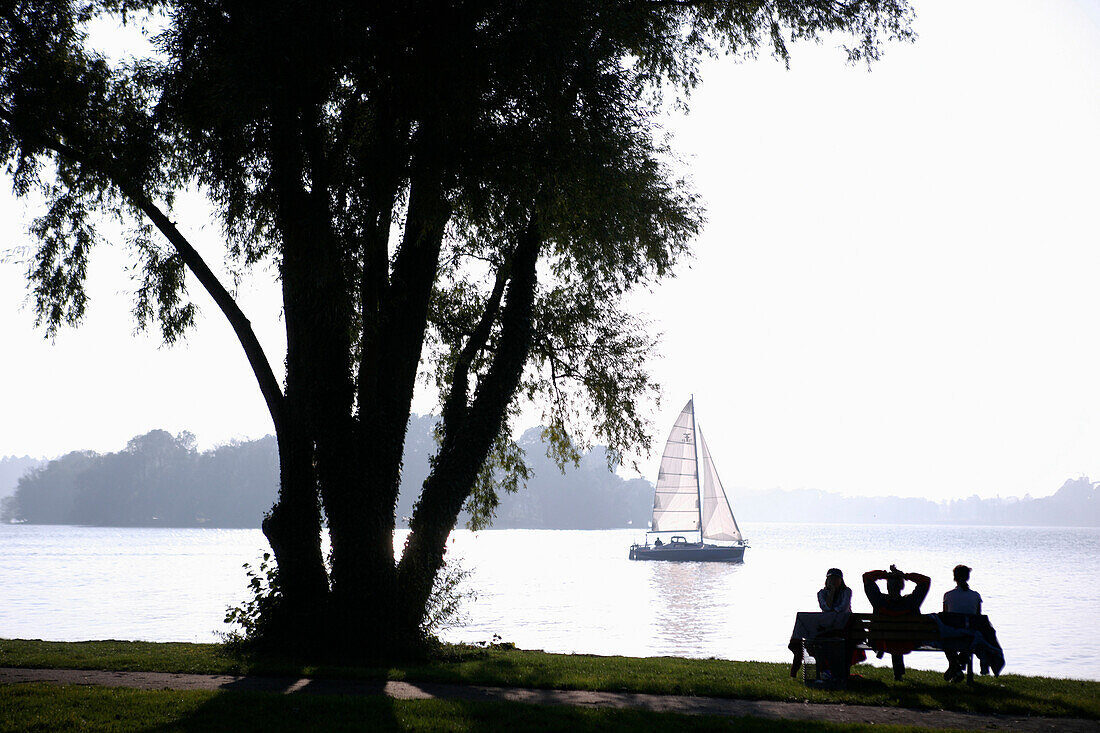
xmin=439 ymin=263 xmax=510 ymax=430
xmin=130 ymin=193 xmax=287 ymax=434
xmin=398 ymin=209 xmax=543 ymax=596
xmin=0 ymin=107 xmax=287 ymax=434
xmin=358 ymin=167 xmax=450 ymax=425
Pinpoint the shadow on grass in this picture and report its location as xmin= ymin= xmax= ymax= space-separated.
xmin=223 ymin=647 xmax=1100 ymax=722
xmin=130 ymin=689 xmax=920 ymax=733
xmin=135 ymin=689 xmax=403 ymax=733
xmin=806 ymin=670 xmax=1100 ymax=721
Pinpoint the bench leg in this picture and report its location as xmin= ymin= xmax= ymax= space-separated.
xmin=800 ymin=640 xmax=808 ymax=684
xmin=965 ymin=652 xmax=974 ymax=684
xmin=890 ymin=654 xmax=906 ymax=681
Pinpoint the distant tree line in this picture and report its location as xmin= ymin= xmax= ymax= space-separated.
xmin=2 ymin=430 xmax=277 ymax=527
xmin=736 ymin=477 xmax=1100 ymax=527
xmin=4 ymin=421 xmax=1097 ymax=528
xmin=1 ymin=418 xmax=652 ymax=529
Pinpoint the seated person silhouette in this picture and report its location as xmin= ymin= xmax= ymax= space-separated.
xmin=863 ymin=564 xmax=930 ymax=681
xmin=942 ymin=564 xmax=981 ymax=681
xmin=940 ymin=563 xmax=1003 ymax=678
xmin=943 ymin=565 xmax=981 ymax=614
xmin=789 ymin=568 xmax=857 ymax=679
xmin=819 ymin=567 xmax=852 ymax=613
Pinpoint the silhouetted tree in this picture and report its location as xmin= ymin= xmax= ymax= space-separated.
xmin=0 ymin=1 xmax=914 ymax=656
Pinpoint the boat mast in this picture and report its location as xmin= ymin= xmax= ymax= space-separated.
xmin=690 ymin=394 xmax=703 ymax=544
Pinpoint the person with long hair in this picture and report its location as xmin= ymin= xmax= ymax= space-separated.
xmin=819 ymin=568 xmax=851 ymax=612
xmin=789 ymin=568 xmax=856 ymax=679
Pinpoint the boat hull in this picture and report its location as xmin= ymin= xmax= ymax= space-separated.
xmin=629 ymin=542 xmax=746 ymax=562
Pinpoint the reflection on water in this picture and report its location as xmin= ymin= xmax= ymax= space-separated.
xmin=648 ymin=561 xmax=743 ymax=656
xmin=1 ymin=523 xmax=1098 ymax=680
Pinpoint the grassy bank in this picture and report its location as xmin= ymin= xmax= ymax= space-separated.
xmin=2 ymin=638 xmax=1097 ymax=723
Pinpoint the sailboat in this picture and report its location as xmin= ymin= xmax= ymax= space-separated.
xmin=629 ymin=398 xmax=747 ymax=562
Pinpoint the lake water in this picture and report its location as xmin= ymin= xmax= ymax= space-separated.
xmin=1 ymin=522 xmax=1097 ymax=680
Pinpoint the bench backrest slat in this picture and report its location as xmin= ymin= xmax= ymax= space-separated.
xmin=845 ymin=612 xmax=989 ymax=644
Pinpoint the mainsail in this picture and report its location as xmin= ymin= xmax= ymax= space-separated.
xmin=650 ymin=399 xmax=700 ymax=533
xmin=699 ymin=428 xmax=743 ymax=541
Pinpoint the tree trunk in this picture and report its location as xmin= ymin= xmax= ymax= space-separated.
xmin=260 ymin=417 xmax=329 ymax=648
xmin=264 ymin=95 xmax=361 ymax=650
xmin=396 ymin=213 xmax=543 ymax=638
xmin=318 ymin=172 xmax=451 ymax=656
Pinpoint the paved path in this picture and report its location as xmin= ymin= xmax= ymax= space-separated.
xmin=2 ymin=667 xmax=1097 ymax=732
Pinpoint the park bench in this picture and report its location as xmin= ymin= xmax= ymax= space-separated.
xmin=850 ymin=612 xmax=979 ymax=682
xmin=798 ymin=612 xmax=992 ymax=685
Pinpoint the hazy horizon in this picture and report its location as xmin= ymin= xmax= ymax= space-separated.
xmin=3 ymin=422 xmax=1096 ymax=507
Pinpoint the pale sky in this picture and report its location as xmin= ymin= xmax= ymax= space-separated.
xmin=2 ymin=0 xmax=1098 ymax=501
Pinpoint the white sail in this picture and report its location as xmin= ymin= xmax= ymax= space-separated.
xmin=650 ymin=399 xmax=700 ymax=533
xmin=699 ymin=428 xmax=743 ymax=542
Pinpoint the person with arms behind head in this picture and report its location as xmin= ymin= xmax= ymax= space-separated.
xmin=863 ymin=564 xmax=930 ymax=681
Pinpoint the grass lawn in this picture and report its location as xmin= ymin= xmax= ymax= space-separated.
xmin=2 ymin=638 xmax=1097 ymax=724
xmin=0 ymin=683 xmax=976 ymax=733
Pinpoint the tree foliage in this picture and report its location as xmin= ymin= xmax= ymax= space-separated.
xmin=0 ymin=0 xmax=914 ymax=656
